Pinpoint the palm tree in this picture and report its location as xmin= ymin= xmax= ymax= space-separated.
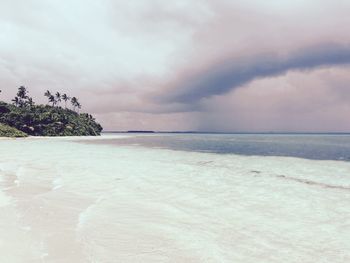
xmin=12 ymin=97 xmax=19 ymax=107
xmin=71 ymin=97 xmax=78 ymax=111
xmin=76 ymin=102 xmax=81 ymax=113
xmin=44 ymin=90 xmax=52 ymax=105
xmin=17 ymin=86 xmax=28 ymax=100
xmin=48 ymin=95 xmax=56 ymax=106
xmin=16 ymin=86 xmax=29 ymax=107
xmin=11 ymin=86 xmax=33 ymax=107
xmin=44 ymin=90 xmax=51 ymax=97
xmin=61 ymin=94 xmax=70 ymax=108
xmin=55 ymin=92 xmax=61 ymax=106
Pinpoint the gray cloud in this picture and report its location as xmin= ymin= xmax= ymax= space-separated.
xmin=2 ymin=0 xmax=350 ymax=131
xmin=160 ymin=43 xmax=350 ymax=104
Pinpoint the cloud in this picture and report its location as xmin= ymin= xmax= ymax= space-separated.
xmin=159 ymin=43 xmax=350 ymax=104
xmin=1 ymin=0 xmax=350 ymax=131
xmin=194 ymin=67 xmax=350 ymax=132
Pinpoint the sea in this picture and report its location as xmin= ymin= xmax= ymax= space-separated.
xmin=0 ymin=133 xmax=349 ymax=262
xmin=100 ymin=133 xmax=350 ymax=161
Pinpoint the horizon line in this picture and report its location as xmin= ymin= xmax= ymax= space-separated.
xmin=102 ymin=131 xmax=350 ymax=135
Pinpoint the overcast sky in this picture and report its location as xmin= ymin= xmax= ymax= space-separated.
xmin=1 ymin=0 xmax=350 ymax=132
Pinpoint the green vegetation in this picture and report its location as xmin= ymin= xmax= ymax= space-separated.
xmin=0 ymin=87 xmax=103 ymax=137
xmin=0 ymin=123 xmax=28 ymax=137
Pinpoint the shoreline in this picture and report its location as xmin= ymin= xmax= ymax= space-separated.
xmin=2 ymin=134 xmax=350 ymax=164
xmin=0 ymin=134 xmax=132 ymax=140
xmin=1 ymin=137 xmax=350 ymax=262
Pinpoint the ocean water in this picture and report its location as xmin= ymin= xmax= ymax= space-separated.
xmin=100 ymin=133 xmax=350 ymax=161
xmin=0 ymin=134 xmax=350 ymax=262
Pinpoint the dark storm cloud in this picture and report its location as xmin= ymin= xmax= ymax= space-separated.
xmin=161 ymin=44 xmax=350 ymax=104
xmin=2 ymin=0 xmax=350 ymax=131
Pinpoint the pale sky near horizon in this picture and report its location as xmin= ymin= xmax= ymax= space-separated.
xmin=1 ymin=0 xmax=350 ymax=132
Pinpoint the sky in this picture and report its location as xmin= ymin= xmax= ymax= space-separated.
xmin=1 ymin=0 xmax=350 ymax=132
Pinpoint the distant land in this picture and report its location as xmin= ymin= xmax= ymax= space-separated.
xmin=0 ymin=86 xmax=103 ymax=137
xmin=126 ymin=130 xmax=155 ymax=133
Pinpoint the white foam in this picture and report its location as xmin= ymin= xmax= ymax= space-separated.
xmin=52 ymin=177 xmax=63 ymax=190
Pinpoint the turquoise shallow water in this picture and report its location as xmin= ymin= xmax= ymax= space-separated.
xmin=0 ymin=136 xmax=350 ymax=262
xmin=99 ymin=133 xmax=350 ymax=161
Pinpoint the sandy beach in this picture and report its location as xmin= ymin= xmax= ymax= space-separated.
xmin=1 ymin=135 xmax=350 ymax=262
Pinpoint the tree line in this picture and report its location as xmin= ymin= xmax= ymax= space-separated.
xmin=44 ymin=90 xmax=81 ymax=111
xmin=0 ymin=86 xmax=82 ymax=112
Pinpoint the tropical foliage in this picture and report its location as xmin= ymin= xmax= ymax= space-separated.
xmin=0 ymin=87 xmax=103 ymax=137
xmin=11 ymin=86 xmax=34 ymax=107
xmin=0 ymin=123 xmax=28 ymax=137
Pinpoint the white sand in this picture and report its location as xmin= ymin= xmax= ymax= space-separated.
xmin=0 ymin=136 xmax=350 ymax=262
